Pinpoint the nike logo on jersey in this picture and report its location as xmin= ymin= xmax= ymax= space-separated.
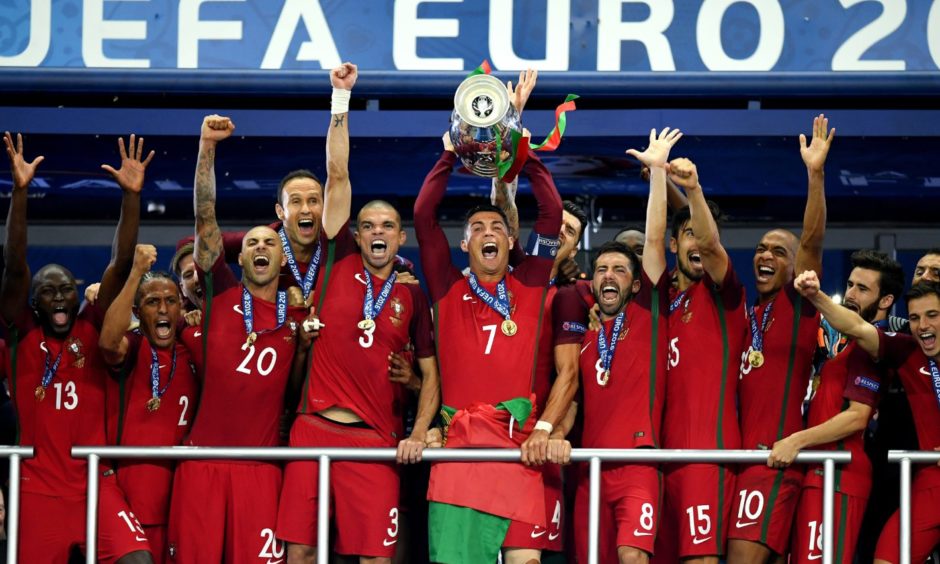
xmin=735 ymin=520 xmax=757 ymax=528
xmin=580 ymin=341 xmax=593 ymax=355
xmin=233 ymin=304 xmax=243 ymax=315
xmin=265 ymin=560 xmax=284 ymax=564
xmin=920 ymin=366 xmax=931 ymax=376
xmin=807 ymin=554 xmax=822 ymax=560
xmin=548 ymin=532 xmax=560 ymax=541
xmin=382 ymin=538 xmax=397 ymax=547
xmin=530 ymin=527 xmax=547 ymax=539
xmin=193 ymin=331 xmax=202 ymax=337
xmin=462 ymin=293 xmax=475 ymax=302
xmin=633 ymin=530 xmax=653 ymax=537
xmin=355 ymin=273 xmax=368 ymax=285
xmin=135 ymin=535 xmax=147 ymax=542
xmin=158 ymin=364 xmax=167 ymax=369
xmin=692 ymin=536 xmax=712 ymax=545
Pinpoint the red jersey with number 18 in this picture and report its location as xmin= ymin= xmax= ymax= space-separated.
xmin=300 ymin=224 xmax=435 ymax=444
xmin=663 ymin=267 xmax=748 ymax=450
xmin=189 ymin=254 xmax=305 ymax=448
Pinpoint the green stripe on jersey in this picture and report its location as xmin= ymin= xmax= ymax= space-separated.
xmin=648 ymin=285 xmax=660 ymax=447
xmin=528 ymin=287 xmax=549 ymax=393
xmin=776 ymin=295 xmax=803 ymax=440
xmin=300 ymin=239 xmax=336 ymax=415
xmin=760 ymin=469 xmax=785 ymax=543
xmin=835 ymin=493 xmax=849 ymax=562
xmin=711 ymin=287 xmax=730 ymax=449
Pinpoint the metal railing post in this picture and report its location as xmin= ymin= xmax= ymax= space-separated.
xmin=899 ymin=457 xmax=911 ymax=564
xmin=316 ymin=455 xmax=330 ymax=564
xmin=7 ymin=453 xmax=22 ymax=564
xmin=588 ymin=456 xmax=601 ymax=564
xmin=85 ymin=454 xmax=100 ymax=564
xmin=822 ymin=458 xmax=835 ymax=564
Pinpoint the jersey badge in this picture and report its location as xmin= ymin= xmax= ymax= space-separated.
xmin=562 ymin=321 xmax=587 ymax=334
xmin=67 ymin=336 xmax=85 ymax=368
xmin=682 ymin=310 xmax=693 ymax=324
xmin=853 ymin=376 xmax=880 ymax=392
xmin=389 ymin=297 xmax=405 ymax=327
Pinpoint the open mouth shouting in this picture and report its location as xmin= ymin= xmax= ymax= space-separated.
xmin=370 ymin=239 xmax=388 ymax=259
xmin=154 ymin=319 xmax=173 ymax=340
xmin=842 ymin=300 xmax=860 ymax=314
xmin=756 ymin=264 xmax=776 ymax=284
xmin=51 ymin=306 xmax=70 ymax=328
xmin=482 ymin=242 xmax=499 ymax=260
xmin=600 ymin=284 xmax=620 ymax=305
xmin=918 ymin=329 xmax=936 ymax=351
xmin=297 ymin=218 xmax=316 ymax=238
xmin=251 ymin=254 xmax=272 ymax=275
xmin=689 ymin=252 xmax=702 ymax=268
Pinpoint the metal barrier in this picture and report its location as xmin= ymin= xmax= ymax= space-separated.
xmin=70 ymin=446 xmax=850 ymax=564
xmin=887 ymin=450 xmax=940 ymax=564
xmin=0 ymin=446 xmax=34 ymax=564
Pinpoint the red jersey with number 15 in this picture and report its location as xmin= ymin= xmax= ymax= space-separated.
xmin=189 ymin=254 xmax=305 ymax=448
xmin=301 ymin=224 xmax=435 ymax=444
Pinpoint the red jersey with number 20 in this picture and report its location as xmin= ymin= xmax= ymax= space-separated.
xmin=189 ymin=254 xmax=305 ymax=448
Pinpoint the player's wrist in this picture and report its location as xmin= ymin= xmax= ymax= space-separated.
xmin=331 ymin=87 xmax=351 ymax=115
xmin=534 ymin=420 xmax=553 ymax=434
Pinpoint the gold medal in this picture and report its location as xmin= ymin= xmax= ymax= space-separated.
xmin=748 ymin=349 xmax=765 ymax=368
xmin=242 ymin=331 xmax=257 ymax=351
xmin=358 ymin=319 xmax=375 ymax=331
xmin=34 ymin=386 xmax=46 ymax=402
xmin=599 ymin=370 xmax=610 ymax=387
xmin=146 ymin=397 xmax=161 ymax=412
xmin=501 ymin=319 xmax=517 ymax=337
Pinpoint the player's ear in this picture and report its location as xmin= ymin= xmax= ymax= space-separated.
xmin=669 ymin=237 xmax=678 ymax=253
xmin=508 ymin=236 xmax=515 ymax=250
xmin=398 ymin=230 xmax=406 ymax=246
xmin=279 ymin=252 xmax=288 ymax=268
xmin=353 ymin=229 xmax=361 ymax=245
xmin=632 ymin=279 xmax=641 ymax=294
xmin=275 ymin=202 xmax=286 ymax=221
xmin=460 ymin=239 xmax=469 ymax=253
xmin=879 ymin=293 xmax=896 ymax=312
xmin=237 ymin=251 xmax=245 ymax=269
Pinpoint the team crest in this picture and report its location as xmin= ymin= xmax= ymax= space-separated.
xmin=286 ymin=320 xmax=298 ymax=342
xmin=681 ymin=310 xmax=693 ymax=324
xmin=389 ymin=298 xmax=405 ymax=327
xmin=67 ymin=337 xmax=85 ymax=368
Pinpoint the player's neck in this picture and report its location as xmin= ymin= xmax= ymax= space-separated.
xmin=600 ymin=306 xmax=627 ymax=323
xmin=243 ymin=279 xmax=278 ymax=302
xmin=362 ymin=259 xmax=394 ymax=280
xmin=472 ymin=268 xmax=507 ymax=284
xmin=291 ymin=241 xmax=314 ymax=264
xmin=757 ymin=289 xmax=779 ymax=305
xmin=676 ymin=273 xmax=695 ymax=292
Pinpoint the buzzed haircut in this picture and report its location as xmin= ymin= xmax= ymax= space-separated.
xmin=591 ymin=240 xmax=640 ymax=281
xmin=905 ymin=280 xmax=940 ymax=304
xmin=358 ymin=199 xmax=402 ymax=227
xmin=170 ymin=242 xmax=195 ymax=278
xmin=463 ymin=204 xmax=510 ymax=233
xmin=615 ymin=225 xmax=645 ymax=239
xmin=850 ymin=249 xmax=905 ymax=301
xmin=30 ymin=264 xmax=76 ymax=296
xmin=924 ymin=248 xmax=940 ymax=257
xmin=276 ymin=169 xmax=323 ymax=205
xmin=134 ymin=270 xmax=178 ymax=307
xmin=562 ymin=200 xmax=589 ymax=240
xmin=671 ymin=200 xmax=723 ymax=240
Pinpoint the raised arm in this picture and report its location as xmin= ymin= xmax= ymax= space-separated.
xmin=0 ymin=133 xmax=43 ymax=324
xmin=795 ymin=114 xmax=834 ymax=276
xmin=523 ymin=152 xmax=562 ymax=239
xmin=794 ymin=270 xmax=880 ymax=356
xmin=669 ymin=158 xmax=729 ymax=285
xmin=322 ymin=62 xmax=357 ymax=239
xmin=413 ymin=135 xmax=461 ymax=303
xmin=99 ymin=244 xmax=156 ymax=366
xmin=491 ymin=176 xmax=520 ymax=239
xmin=193 ymin=115 xmax=234 ymax=271
xmin=96 ymin=135 xmax=154 ymax=310
xmin=626 ymin=128 xmax=683 ymax=282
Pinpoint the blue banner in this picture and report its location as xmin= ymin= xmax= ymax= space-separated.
xmin=1 ymin=0 xmax=938 ymax=72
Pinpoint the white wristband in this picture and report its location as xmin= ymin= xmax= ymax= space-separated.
xmin=331 ymin=87 xmax=351 ymax=115
xmin=534 ymin=420 xmax=553 ymax=434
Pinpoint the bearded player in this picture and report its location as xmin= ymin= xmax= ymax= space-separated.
xmin=786 ymin=271 xmax=940 ymax=564
xmin=658 ymin=158 xmax=749 ymax=563
xmin=553 ymin=127 xmax=680 ymax=563
xmin=99 ymin=244 xmax=200 ymax=562
xmin=1 ymin=132 xmax=156 ymax=562
xmin=727 ymin=114 xmax=834 ymax=563
xmin=415 ymin=130 xmax=562 ymax=564
xmin=769 ymin=252 xmax=903 ymax=563
xmin=275 ymin=64 xmax=439 ymax=562
xmin=165 ymin=116 xmax=307 ymax=563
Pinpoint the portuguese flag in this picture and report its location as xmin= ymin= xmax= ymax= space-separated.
xmin=427 ymin=397 xmax=546 ymax=563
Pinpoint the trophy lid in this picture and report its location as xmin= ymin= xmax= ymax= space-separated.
xmin=453 ymin=74 xmax=510 ymax=128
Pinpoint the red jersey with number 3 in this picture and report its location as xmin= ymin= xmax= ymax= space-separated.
xmin=189 ymin=254 xmax=305 ymax=448
xmin=877 ymin=330 xmax=940 ymax=491
xmin=3 ymin=305 xmax=110 ymax=496
xmin=301 ymin=225 xmax=435 ymax=444
xmin=739 ymin=283 xmax=820 ymax=450
xmin=664 ymin=267 xmax=748 ymax=450
xmin=569 ymin=271 xmax=669 ymax=448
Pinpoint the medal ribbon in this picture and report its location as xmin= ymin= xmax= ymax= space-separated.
xmin=669 ymin=290 xmax=689 ymax=314
xmin=467 ymin=273 xmax=512 ymax=320
xmin=597 ymin=311 xmax=626 ymax=375
xmin=748 ymin=300 xmax=775 ymax=353
xmin=928 ymin=358 xmax=940 ymax=413
xmin=241 ymin=286 xmax=288 ymax=341
xmin=150 ymin=346 xmax=178 ymax=400
xmin=279 ymin=226 xmax=321 ymax=299
xmin=362 ymin=269 xmax=398 ymax=322
xmin=40 ymin=343 xmax=64 ymax=390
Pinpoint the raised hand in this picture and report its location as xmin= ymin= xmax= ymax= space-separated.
xmin=101 ymin=134 xmax=155 ymax=194
xmin=183 ymin=309 xmax=202 ymax=327
xmin=625 ymin=127 xmax=683 ymax=170
xmin=794 ymin=270 xmax=821 ymax=299
xmin=667 ymin=157 xmax=701 ymax=192
xmin=800 ymin=113 xmax=835 ymax=173
xmin=330 ymin=62 xmax=358 ymax=90
xmin=441 ymin=131 xmax=455 ymax=154
xmin=3 ymin=132 xmax=44 ymax=190
xmin=507 ymin=68 xmax=537 ymax=115
xmin=132 ymin=244 xmax=158 ymax=273
xmin=200 ymin=115 xmax=235 ymax=145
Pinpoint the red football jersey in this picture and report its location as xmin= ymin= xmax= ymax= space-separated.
xmin=663 ymin=267 xmax=748 ymax=450
xmin=105 ymin=329 xmax=201 ymax=524
xmin=188 ymin=255 xmax=304 ymax=448
xmin=573 ymin=271 xmax=669 ymax=448
xmin=738 ymin=283 xmax=820 ymax=449
xmin=300 ymin=226 xmax=435 ymax=444
xmin=803 ymin=342 xmax=882 ymax=497
xmin=877 ymin=330 xmax=940 ymax=491
xmin=531 ymin=284 xmax=559 ymax=412
xmin=4 ymin=305 xmax=110 ymax=496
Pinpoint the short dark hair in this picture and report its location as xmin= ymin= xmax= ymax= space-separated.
xmin=276 ymin=169 xmax=323 ymax=205
xmin=591 ymin=240 xmax=640 ymax=280
xmin=671 ymin=200 xmax=723 ymax=239
xmin=134 ymin=270 xmax=178 ymax=307
xmin=562 ymin=200 xmax=588 ymax=240
xmin=923 ymin=248 xmax=940 ymax=257
xmin=170 ymin=242 xmax=195 ymax=278
xmin=850 ymin=249 xmax=905 ymax=301
xmin=905 ymin=280 xmax=940 ymax=305
xmin=463 ymin=204 xmax=510 ymax=233
xmin=615 ymin=224 xmax=645 ymax=239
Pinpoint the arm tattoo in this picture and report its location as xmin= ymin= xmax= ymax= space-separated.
xmin=333 ymin=114 xmax=345 ymax=128
xmin=194 ymin=145 xmax=222 ymax=269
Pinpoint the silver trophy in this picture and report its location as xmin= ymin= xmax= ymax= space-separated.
xmin=450 ymin=74 xmax=523 ymax=177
